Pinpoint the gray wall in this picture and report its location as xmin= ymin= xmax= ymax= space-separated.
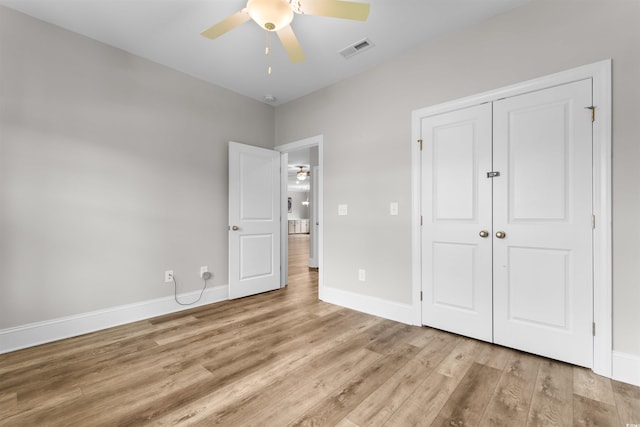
xmin=274 ymin=0 xmax=640 ymax=356
xmin=0 ymin=7 xmax=274 ymax=328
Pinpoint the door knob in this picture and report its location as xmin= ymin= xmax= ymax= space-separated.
xmin=231 ymin=225 xmax=239 ymax=231
xmin=479 ymin=230 xmax=489 ymax=238
xmin=495 ymin=231 xmax=506 ymax=239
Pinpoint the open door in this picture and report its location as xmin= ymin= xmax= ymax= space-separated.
xmin=229 ymin=141 xmax=281 ymax=299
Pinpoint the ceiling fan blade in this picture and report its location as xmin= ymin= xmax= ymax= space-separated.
xmin=298 ymin=0 xmax=370 ymax=21
xmin=277 ymin=25 xmax=306 ymax=63
xmin=200 ymin=10 xmax=250 ymax=39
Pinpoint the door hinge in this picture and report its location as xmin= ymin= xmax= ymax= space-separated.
xmin=487 ymin=171 xmax=500 ymax=178
xmin=585 ymin=106 xmax=595 ymax=123
xmin=420 ymin=215 xmax=423 ymax=226
xmin=418 ymin=139 xmax=423 ymax=151
xmin=592 ymin=322 xmax=596 ymax=336
xmin=420 ymin=291 xmax=423 ymax=301
xmin=592 ymin=214 xmax=596 ymax=229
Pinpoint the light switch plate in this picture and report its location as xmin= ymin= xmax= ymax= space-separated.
xmin=390 ymin=202 xmax=399 ymax=216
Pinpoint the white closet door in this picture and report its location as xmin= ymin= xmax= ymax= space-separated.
xmin=421 ymin=103 xmax=493 ymax=342
xmin=492 ymin=79 xmax=593 ymax=367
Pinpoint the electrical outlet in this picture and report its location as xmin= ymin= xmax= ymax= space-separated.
xmin=164 ymin=270 xmax=174 ymax=283
xmin=200 ymin=266 xmax=208 ymax=278
xmin=358 ymin=269 xmax=366 ymax=282
xmin=338 ymin=204 xmax=348 ymax=216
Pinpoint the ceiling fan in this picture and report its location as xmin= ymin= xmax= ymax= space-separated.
xmin=200 ymin=0 xmax=371 ymax=64
xmin=295 ymin=166 xmax=310 ymax=180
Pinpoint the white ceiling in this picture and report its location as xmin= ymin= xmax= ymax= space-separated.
xmin=0 ymin=0 xmax=529 ymax=105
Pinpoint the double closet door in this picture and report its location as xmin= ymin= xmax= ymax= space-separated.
xmin=420 ymin=79 xmax=594 ymax=367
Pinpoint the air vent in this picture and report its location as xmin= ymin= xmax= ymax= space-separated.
xmin=338 ymin=38 xmax=375 ymax=59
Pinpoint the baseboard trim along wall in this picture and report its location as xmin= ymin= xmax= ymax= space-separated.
xmin=612 ymin=351 xmax=640 ymax=387
xmin=320 ymin=286 xmax=416 ymax=325
xmin=0 ymin=285 xmax=229 ymax=354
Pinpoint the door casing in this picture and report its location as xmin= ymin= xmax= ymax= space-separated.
xmin=411 ymin=60 xmax=612 ymax=377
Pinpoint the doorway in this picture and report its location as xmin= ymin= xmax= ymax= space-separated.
xmin=286 ymin=147 xmax=314 ymax=290
xmin=275 ymin=135 xmax=324 ymax=296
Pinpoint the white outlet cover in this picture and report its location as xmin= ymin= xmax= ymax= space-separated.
xmin=358 ymin=269 xmax=366 ymax=281
xmin=390 ymin=202 xmax=399 ymax=215
xmin=338 ymin=204 xmax=348 ymax=216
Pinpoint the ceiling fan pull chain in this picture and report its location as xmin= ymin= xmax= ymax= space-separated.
xmin=266 ymin=31 xmax=273 ymax=75
xmin=265 ymin=29 xmax=271 ymax=56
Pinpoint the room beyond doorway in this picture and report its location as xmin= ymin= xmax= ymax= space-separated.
xmin=286 ymin=146 xmax=316 ymax=269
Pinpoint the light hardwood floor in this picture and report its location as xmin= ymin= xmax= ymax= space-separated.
xmin=1 ymin=234 xmax=639 ymax=426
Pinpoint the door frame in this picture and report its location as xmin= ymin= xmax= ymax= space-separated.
xmin=309 ymin=165 xmax=320 ymax=268
xmin=411 ymin=60 xmax=612 ymax=377
xmin=275 ymin=135 xmax=324 ymax=295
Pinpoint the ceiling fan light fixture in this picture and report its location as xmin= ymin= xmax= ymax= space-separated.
xmin=296 ymin=170 xmax=307 ymax=180
xmin=247 ymin=0 xmax=294 ymax=31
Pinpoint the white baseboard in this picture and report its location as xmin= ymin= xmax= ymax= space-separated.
xmin=612 ymin=350 xmax=640 ymax=387
xmin=0 ymin=285 xmax=229 ymax=354
xmin=320 ymin=286 xmax=416 ymax=325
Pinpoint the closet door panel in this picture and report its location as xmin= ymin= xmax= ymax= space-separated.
xmin=492 ymin=79 xmax=593 ymax=367
xmin=421 ymin=103 xmax=493 ymax=342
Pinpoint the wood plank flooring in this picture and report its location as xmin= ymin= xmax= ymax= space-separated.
xmin=1 ymin=234 xmax=639 ymax=426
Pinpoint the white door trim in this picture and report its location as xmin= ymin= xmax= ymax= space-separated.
xmin=275 ymin=135 xmax=324 ymax=296
xmin=411 ymin=59 xmax=612 ymax=377
xmin=310 ymin=165 xmax=320 ymax=268
xmin=279 ymin=151 xmax=289 ymax=287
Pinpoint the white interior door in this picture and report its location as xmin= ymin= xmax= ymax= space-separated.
xmin=421 ymin=103 xmax=493 ymax=342
xmin=492 ymin=79 xmax=593 ymax=367
xmin=229 ymin=141 xmax=281 ymax=299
